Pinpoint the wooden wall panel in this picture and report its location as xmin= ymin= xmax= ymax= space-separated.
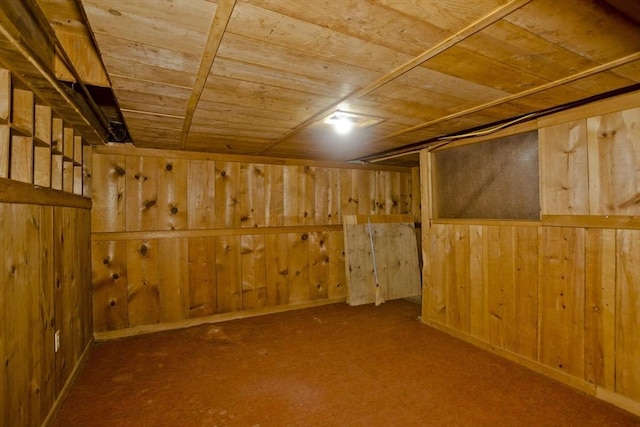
xmin=1 ymin=66 xmax=93 ymax=427
xmin=584 ymin=228 xmax=616 ymax=389
xmin=91 ymin=154 xmax=126 ymax=232
xmin=91 ymin=149 xmax=416 ymax=335
xmin=539 ymin=120 xmax=589 ymax=215
xmin=0 ymin=204 xmax=6 ymax=426
xmin=126 ymin=239 xmax=161 ymax=327
xmin=240 ymin=163 xmax=265 ymax=228
xmin=514 ymin=226 xmax=539 ymax=360
xmin=420 ymin=94 xmax=639 ymax=414
xmin=215 ymin=235 xmax=242 ymax=313
xmin=288 ymin=232 xmax=310 ymax=303
xmin=91 ymin=240 xmax=128 ymax=331
xmin=241 ymin=234 xmax=267 ymax=309
xmin=158 ymin=238 xmax=189 ymax=322
xmin=215 ymin=162 xmax=240 ymax=228
xmin=486 ymin=226 xmax=516 ymax=351
xmin=125 ymin=157 xmax=158 ymax=231
xmin=188 ymin=237 xmax=217 ymax=317
xmin=265 ymin=233 xmax=289 ymax=305
xmin=616 ymin=229 xmax=640 ymax=401
xmin=187 ymin=160 xmax=215 ymax=229
xmin=157 ymin=158 xmax=187 ymax=230
xmin=587 ymin=108 xmax=640 ymax=216
xmin=538 ymin=227 xmax=585 ymax=377
xmin=447 ymin=225 xmax=470 ymax=332
xmin=327 ymin=230 xmax=346 ymax=299
xmin=309 ymin=231 xmax=329 ymax=300
xmin=264 ymin=164 xmax=284 ymax=226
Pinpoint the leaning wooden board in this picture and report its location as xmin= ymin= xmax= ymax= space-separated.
xmin=343 ymin=214 xmax=421 ymax=306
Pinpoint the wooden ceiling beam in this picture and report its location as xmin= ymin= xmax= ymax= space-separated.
xmin=369 ymin=52 xmax=640 ymax=146
xmin=254 ymin=0 xmax=533 ymax=155
xmin=179 ymin=0 xmax=237 ymax=150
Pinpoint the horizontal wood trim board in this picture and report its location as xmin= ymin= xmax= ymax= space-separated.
xmin=94 ymin=297 xmax=347 ymax=341
xmin=424 ymin=319 xmax=640 ymax=417
xmin=0 ymin=177 xmax=92 ymax=209
xmin=343 ymin=214 xmax=414 ymax=224
xmin=91 ymin=224 xmax=344 ymax=241
xmin=596 ymin=387 xmax=640 ymax=417
xmin=94 ymin=144 xmax=411 ymax=172
xmin=431 ymin=218 xmax=541 ymax=227
xmin=423 ymin=319 xmax=596 ymax=394
xmin=542 ymin=215 xmax=640 ymax=230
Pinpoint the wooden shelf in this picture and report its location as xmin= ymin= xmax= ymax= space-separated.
xmin=10 ymin=122 xmax=33 ymax=137
xmin=33 ymin=136 xmax=50 ymax=148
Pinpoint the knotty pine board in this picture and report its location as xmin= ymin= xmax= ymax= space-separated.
xmin=188 ymin=236 xmax=217 ymax=318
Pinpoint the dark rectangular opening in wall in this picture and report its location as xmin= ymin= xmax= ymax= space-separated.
xmin=433 ymin=131 xmax=540 ymax=220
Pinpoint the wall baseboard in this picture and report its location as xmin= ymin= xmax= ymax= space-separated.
xmin=41 ymin=338 xmax=94 ymax=427
xmin=423 ymin=319 xmax=640 ymax=417
xmin=94 ymin=297 xmax=347 ymax=341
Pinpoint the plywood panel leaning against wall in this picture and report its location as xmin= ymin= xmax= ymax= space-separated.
xmin=419 ymin=92 xmax=640 ymax=416
xmin=343 ymin=215 xmax=421 ymax=306
xmin=0 ymin=63 xmax=95 ymax=427
xmin=91 ymin=144 xmax=417 ymax=338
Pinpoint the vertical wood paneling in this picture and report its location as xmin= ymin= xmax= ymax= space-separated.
xmin=587 ymin=108 xmax=640 ymax=216
xmin=486 ymin=226 xmax=517 ymax=351
xmin=327 ymin=230 xmax=346 ymax=299
xmin=158 ymin=238 xmax=189 ymax=322
xmin=284 ymin=166 xmax=315 ymax=226
xmin=240 ymin=234 xmax=267 ymax=309
xmin=264 ymin=164 xmax=284 ymax=226
xmin=539 ymin=121 xmax=589 ymax=215
xmin=288 ymin=232 xmax=310 ymax=303
xmin=126 ymin=240 xmax=160 ymax=327
xmin=265 ymin=233 xmax=289 ymax=305
xmin=214 ymin=162 xmax=240 ymax=228
xmin=616 ymin=229 xmax=640 ymax=401
xmin=215 ymin=235 xmax=242 ymax=313
xmin=157 ymin=158 xmax=187 ymax=230
xmin=187 ymin=237 xmax=217 ymax=317
xmin=309 ymin=231 xmax=329 ymax=300
xmin=340 ymin=169 xmax=358 ymax=216
xmin=538 ymin=227 xmax=585 ymax=377
xmin=314 ymin=167 xmax=330 ymax=224
xmin=91 ymin=240 xmax=128 ymax=331
xmin=91 ymin=154 xmax=126 ymax=232
xmin=0 ymin=204 xmax=7 ymax=425
xmin=428 ymin=224 xmax=448 ymax=323
xmin=187 ymin=160 xmax=216 ymax=229
xmin=126 ymin=157 xmax=158 ymax=231
xmin=584 ymin=228 xmax=616 ymax=388
xmin=447 ymin=225 xmax=470 ymax=332
xmin=240 ymin=163 xmax=266 ymax=228
xmin=400 ymin=169 xmax=412 ymax=214
xmin=355 ymin=169 xmax=376 ymax=215
xmin=469 ymin=225 xmax=486 ymax=338
xmin=514 ymin=226 xmax=539 ymax=360
xmin=38 ymin=206 xmax=55 ymax=421
xmin=4 ymin=204 xmax=37 ymax=426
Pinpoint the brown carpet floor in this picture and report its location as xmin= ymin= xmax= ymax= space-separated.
xmin=53 ymin=300 xmax=639 ymax=427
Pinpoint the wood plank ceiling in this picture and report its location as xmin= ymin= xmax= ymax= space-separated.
xmin=37 ymin=0 xmax=640 ymax=164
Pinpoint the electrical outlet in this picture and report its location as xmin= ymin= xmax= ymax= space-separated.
xmin=54 ymin=330 xmax=60 ymax=352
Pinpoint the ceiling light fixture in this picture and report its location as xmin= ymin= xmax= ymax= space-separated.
xmin=323 ymin=111 xmax=384 ymax=135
